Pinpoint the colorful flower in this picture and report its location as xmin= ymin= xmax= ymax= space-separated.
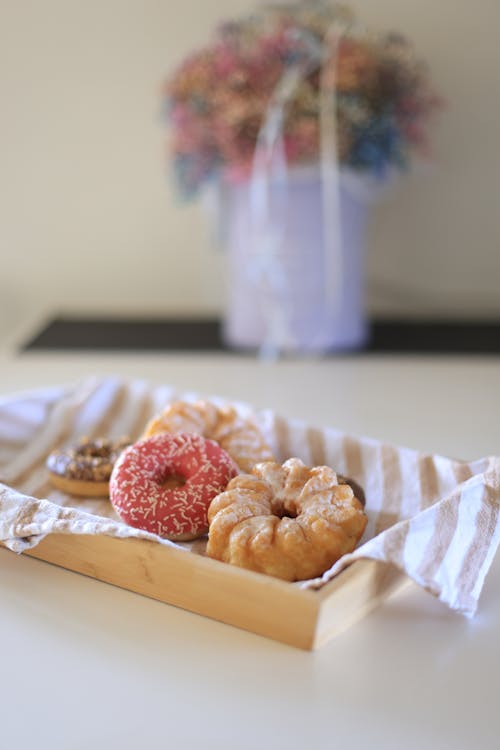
xmin=164 ymin=1 xmax=440 ymax=196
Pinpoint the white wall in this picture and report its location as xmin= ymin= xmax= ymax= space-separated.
xmin=0 ymin=0 xmax=499 ymax=336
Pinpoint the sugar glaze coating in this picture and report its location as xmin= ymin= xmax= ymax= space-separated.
xmin=207 ymin=458 xmax=367 ymax=580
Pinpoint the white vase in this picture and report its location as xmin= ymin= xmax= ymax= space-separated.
xmin=219 ymin=167 xmax=381 ymax=354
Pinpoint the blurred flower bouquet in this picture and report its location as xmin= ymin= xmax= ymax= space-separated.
xmin=166 ymin=1 xmax=439 ymax=195
xmin=163 ymin=1 xmax=440 ymax=353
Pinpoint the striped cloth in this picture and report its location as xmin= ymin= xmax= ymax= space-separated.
xmin=0 ymin=376 xmax=498 ymax=615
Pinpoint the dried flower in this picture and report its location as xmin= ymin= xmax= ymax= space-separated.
xmin=164 ymin=0 xmax=440 ymax=195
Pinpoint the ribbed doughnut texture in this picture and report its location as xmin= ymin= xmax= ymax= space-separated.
xmin=207 ymin=458 xmax=367 ymax=580
xmin=143 ymin=400 xmax=274 ymax=473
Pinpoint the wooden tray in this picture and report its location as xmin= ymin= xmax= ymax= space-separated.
xmin=9 ymin=533 xmax=407 ymax=650
xmin=0 ymin=379 xmax=412 ymax=650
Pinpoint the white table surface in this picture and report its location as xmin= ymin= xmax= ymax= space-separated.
xmin=1 ymin=349 xmax=499 ymax=750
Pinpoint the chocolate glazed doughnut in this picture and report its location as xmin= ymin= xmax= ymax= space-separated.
xmin=46 ymin=437 xmax=130 ymax=497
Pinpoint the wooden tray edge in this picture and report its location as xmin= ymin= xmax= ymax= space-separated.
xmin=314 ymin=561 xmax=410 ymax=649
xmin=2 ymin=534 xmax=408 ymax=650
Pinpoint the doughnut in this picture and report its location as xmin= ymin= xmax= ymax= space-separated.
xmin=110 ymin=432 xmax=239 ymax=541
xmin=46 ymin=436 xmax=130 ymax=497
xmin=142 ymin=399 xmax=274 ymax=473
xmin=207 ymin=458 xmax=367 ymax=581
xmin=338 ymin=475 xmax=366 ymax=506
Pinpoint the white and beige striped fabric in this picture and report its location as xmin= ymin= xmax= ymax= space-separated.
xmin=0 ymin=377 xmax=498 ymax=616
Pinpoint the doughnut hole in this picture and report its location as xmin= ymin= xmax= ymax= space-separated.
xmin=269 ymin=496 xmax=300 ymax=519
xmin=160 ymin=473 xmax=186 ymax=490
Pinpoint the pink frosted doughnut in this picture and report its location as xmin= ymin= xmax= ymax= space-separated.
xmin=110 ymin=432 xmax=238 ymax=541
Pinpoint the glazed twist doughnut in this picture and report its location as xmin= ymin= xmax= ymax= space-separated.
xmin=143 ymin=400 xmax=274 ymax=473
xmin=207 ymin=458 xmax=367 ymax=581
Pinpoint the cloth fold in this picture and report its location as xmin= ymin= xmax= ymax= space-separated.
xmin=0 ymin=482 xmax=176 ymax=553
xmin=308 ymin=458 xmax=500 ymax=615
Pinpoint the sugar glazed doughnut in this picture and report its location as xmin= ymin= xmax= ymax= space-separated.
xmin=207 ymin=458 xmax=367 ymax=581
xmin=46 ymin=436 xmax=130 ymax=497
xmin=142 ymin=400 xmax=274 ymax=473
xmin=110 ymin=432 xmax=238 ymax=541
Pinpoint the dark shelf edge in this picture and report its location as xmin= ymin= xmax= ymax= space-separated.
xmin=20 ymin=316 xmax=500 ymax=355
